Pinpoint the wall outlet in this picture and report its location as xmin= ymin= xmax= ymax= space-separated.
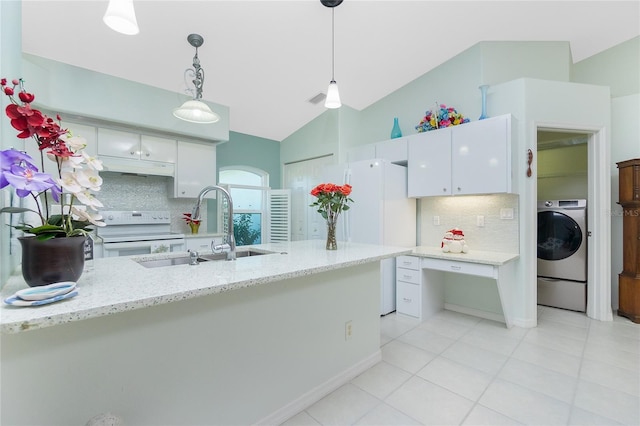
xmin=476 ymin=215 xmax=485 ymax=227
xmin=433 ymin=215 xmax=440 ymax=226
xmin=500 ymin=208 xmax=514 ymax=220
xmin=345 ymin=320 xmax=353 ymax=341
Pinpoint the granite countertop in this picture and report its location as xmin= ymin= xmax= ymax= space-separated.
xmin=0 ymin=240 xmax=411 ymax=334
xmin=410 ymin=246 xmax=519 ymax=266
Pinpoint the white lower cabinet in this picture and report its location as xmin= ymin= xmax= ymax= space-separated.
xmin=185 ymin=237 xmax=214 ymax=252
xmin=395 ymin=255 xmax=422 ymax=318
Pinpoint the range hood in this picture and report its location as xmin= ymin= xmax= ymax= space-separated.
xmin=100 ymin=156 xmax=175 ymax=177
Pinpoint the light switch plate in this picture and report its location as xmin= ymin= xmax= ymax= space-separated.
xmin=433 ymin=215 xmax=440 ymax=225
xmin=500 ymin=208 xmax=514 ymax=220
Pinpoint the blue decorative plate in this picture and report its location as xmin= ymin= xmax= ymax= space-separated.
xmin=14 ymin=281 xmax=76 ymax=301
xmin=4 ymin=290 xmax=78 ymax=307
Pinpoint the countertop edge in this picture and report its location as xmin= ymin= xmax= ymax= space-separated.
xmin=1 ymin=242 xmax=412 ymax=334
xmin=408 ymin=246 xmax=519 ymax=266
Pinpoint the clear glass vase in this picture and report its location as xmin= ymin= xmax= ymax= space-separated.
xmin=478 ymin=85 xmax=489 ymax=120
xmin=326 ymin=218 xmax=338 ymax=250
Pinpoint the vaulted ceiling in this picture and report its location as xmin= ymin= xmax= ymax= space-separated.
xmin=20 ymin=1 xmax=640 ymax=141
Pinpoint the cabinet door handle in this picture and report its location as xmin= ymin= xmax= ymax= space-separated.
xmin=457 ymin=187 xmax=462 ymax=191
xmin=145 ymin=152 xmax=150 ymax=157
xmin=130 ymin=151 xmax=135 ymax=155
xmin=450 ymin=265 xmax=462 ymax=271
xmin=443 ymin=188 xmax=447 ymax=192
xmin=403 ymin=298 xmax=412 ymax=303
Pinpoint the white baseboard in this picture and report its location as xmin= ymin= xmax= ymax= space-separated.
xmin=444 ymin=303 xmax=505 ymax=324
xmin=256 ymin=350 xmax=382 ymax=425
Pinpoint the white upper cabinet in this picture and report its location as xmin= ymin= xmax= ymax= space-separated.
xmin=347 ymin=138 xmax=408 ymax=164
xmin=97 ymin=129 xmax=176 ymax=163
xmin=140 ymin=135 xmax=177 ymax=163
xmin=408 ymin=114 xmax=512 ymax=197
xmin=376 ymin=137 xmax=408 ymax=164
xmin=24 ymin=122 xmax=97 ymax=177
xmin=408 ymin=129 xmax=452 ymax=197
xmin=451 ymin=114 xmax=510 ymax=195
xmin=172 ymin=141 xmax=217 ymax=198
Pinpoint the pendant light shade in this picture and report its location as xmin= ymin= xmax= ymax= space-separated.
xmin=173 ymin=100 xmax=219 ymax=124
xmin=325 ymin=80 xmax=341 ymax=109
xmin=103 ymin=0 xmax=139 ymax=35
xmin=322 ymin=0 xmax=342 ymax=109
xmin=173 ymin=34 xmax=220 ymax=124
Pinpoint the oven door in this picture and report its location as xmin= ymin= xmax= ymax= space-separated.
xmin=102 ymin=238 xmax=186 ymax=257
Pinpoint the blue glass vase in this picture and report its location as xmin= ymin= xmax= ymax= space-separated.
xmin=478 ymin=85 xmax=489 ymax=120
xmin=390 ymin=117 xmax=402 ymax=139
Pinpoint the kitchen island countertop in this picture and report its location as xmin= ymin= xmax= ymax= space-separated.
xmin=0 ymin=240 xmax=411 ymax=334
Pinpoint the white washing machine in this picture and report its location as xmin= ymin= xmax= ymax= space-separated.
xmin=537 ymin=199 xmax=587 ymax=312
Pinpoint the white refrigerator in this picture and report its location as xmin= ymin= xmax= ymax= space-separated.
xmin=323 ymin=159 xmax=416 ymax=315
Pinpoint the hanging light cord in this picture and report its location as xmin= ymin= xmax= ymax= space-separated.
xmin=331 ymin=7 xmax=336 ymax=81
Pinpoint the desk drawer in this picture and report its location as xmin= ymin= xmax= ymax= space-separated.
xmin=421 ymin=257 xmax=496 ymax=278
xmin=396 ymin=268 xmax=421 ymax=284
xmin=396 ymin=281 xmax=421 ymax=318
xmin=397 ymin=255 xmax=420 ymax=271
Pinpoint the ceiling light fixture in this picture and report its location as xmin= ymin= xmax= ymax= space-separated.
xmin=322 ymin=0 xmax=343 ymax=109
xmin=103 ymin=0 xmax=139 ymax=35
xmin=173 ymin=33 xmax=220 ymax=124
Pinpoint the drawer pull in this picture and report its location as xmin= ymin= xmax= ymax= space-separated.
xmin=450 ymin=265 xmax=462 ymax=271
xmin=403 ymin=298 xmax=412 ymax=303
xmin=403 ymin=275 xmax=412 ymax=280
xmin=402 ymin=261 xmax=412 ymax=265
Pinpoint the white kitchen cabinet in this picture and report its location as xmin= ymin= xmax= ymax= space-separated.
xmin=185 ymin=236 xmax=214 ymax=252
xmin=24 ymin=122 xmax=97 ymax=177
xmin=395 ymin=255 xmax=423 ymax=318
xmin=451 ymin=115 xmax=510 ymax=195
xmin=408 ymin=114 xmax=511 ymax=197
xmin=97 ymin=128 xmax=176 ymax=162
xmin=407 ymin=129 xmax=452 ymax=197
xmin=375 ymin=137 xmax=408 ymax=164
xmin=347 ymin=138 xmax=408 ymax=164
xmin=172 ymin=141 xmax=217 ymax=198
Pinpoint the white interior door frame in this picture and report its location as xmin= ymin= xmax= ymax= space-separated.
xmin=533 ymin=122 xmax=613 ymax=321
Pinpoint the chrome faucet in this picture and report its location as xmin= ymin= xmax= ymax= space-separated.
xmin=192 ymin=185 xmax=236 ymax=261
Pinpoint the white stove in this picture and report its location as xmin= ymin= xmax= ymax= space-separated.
xmin=96 ymin=210 xmax=185 ymax=257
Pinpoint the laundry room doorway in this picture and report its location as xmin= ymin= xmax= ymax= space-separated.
xmin=535 ymin=126 xmax=613 ymax=321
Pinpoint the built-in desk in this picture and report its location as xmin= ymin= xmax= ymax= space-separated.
xmin=397 ymin=247 xmax=519 ymax=327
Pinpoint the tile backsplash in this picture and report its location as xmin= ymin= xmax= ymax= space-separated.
xmin=419 ymin=193 xmax=519 ymax=253
xmin=99 ymin=173 xmax=207 ymax=234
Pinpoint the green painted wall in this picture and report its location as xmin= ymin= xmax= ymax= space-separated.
xmin=283 ymin=41 xmax=574 ymax=165
xmin=572 ymin=36 xmax=640 ymax=97
xmin=217 ymin=131 xmax=281 ymax=189
xmin=22 ymin=54 xmax=230 ymax=142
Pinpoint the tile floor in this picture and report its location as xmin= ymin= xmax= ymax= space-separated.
xmin=282 ymin=307 xmax=640 ymax=425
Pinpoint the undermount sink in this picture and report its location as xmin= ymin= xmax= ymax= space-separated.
xmin=136 ymin=249 xmax=274 ymax=268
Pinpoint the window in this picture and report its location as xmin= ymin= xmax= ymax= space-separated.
xmin=219 ymin=167 xmax=269 ymax=246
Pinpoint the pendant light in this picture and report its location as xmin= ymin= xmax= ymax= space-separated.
xmin=173 ymin=34 xmax=220 ymax=124
xmin=322 ymin=0 xmax=343 ymax=109
xmin=103 ymin=0 xmax=139 ymax=35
